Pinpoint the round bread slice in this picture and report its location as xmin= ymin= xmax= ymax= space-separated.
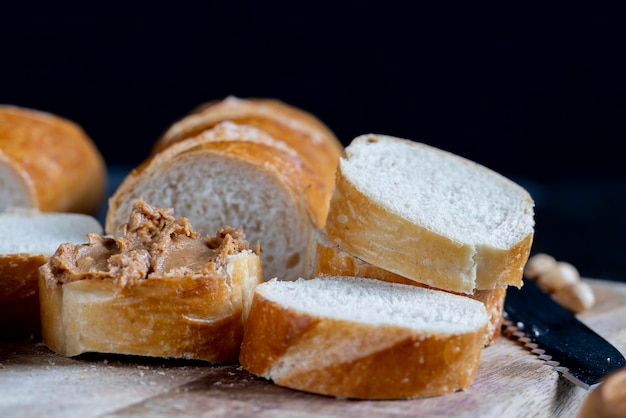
xmin=308 ymin=230 xmax=505 ymax=346
xmin=325 ymin=134 xmax=535 ymax=294
xmin=239 ymin=276 xmax=489 ymax=399
xmin=0 ymin=105 xmax=107 ymax=215
xmin=40 ymin=200 xmax=263 ymax=363
xmin=153 ymin=95 xmax=344 ymax=211
xmin=0 ymin=208 xmax=103 ymax=340
xmin=106 ymin=124 xmax=326 ymax=282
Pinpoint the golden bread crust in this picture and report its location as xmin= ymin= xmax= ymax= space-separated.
xmin=0 ymin=106 xmax=107 ymax=215
xmin=0 ymin=253 xmax=48 ymax=339
xmin=240 ymin=290 xmax=486 ymax=399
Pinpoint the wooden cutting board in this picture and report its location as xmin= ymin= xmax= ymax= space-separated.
xmin=1 ymin=278 xmax=625 ymax=418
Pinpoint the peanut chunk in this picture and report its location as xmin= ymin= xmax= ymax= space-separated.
xmin=524 ymin=253 xmax=594 ymax=313
xmin=578 ymin=368 xmax=626 ymax=418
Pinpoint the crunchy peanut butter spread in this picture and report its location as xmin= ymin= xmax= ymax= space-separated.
xmin=42 ymin=199 xmax=254 ymax=289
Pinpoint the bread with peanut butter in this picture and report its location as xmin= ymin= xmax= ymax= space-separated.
xmin=308 ymin=230 xmax=506 ymax=346
xmin=0 ymin=208 xmax=103 ymax=340
xmin=39 ymin=199 xmax=263 ymax=363
xmin=0 ymin=105 xmax=107 ymax=216
xmin=106 ymin=121 xmax=329 ymax=282
xmin=324 ymin=134 xmax=535 ymax=294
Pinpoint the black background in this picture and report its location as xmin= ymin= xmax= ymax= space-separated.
xmin=3 ymin=3 xmax=626 ymax=281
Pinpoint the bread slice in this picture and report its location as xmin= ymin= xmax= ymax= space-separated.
xmin=40 ymin=200 xmax=263 ymax=363
xmin=106 ymin=123 xmax=326 ymax=282
xmin=239 ymin=276 xmax=489 ymax=399
xmin=153 ymin=95 xmax=344 ymax=211
xmin=324 ymin=134 xmax=535 ymax=294
xmin=308 ymin=230 xmax=505 ymax=346
xmin=0 ymin=208 xmax=103 ymax=339
xmin=0 ymin=105 xmax=107 ymax=215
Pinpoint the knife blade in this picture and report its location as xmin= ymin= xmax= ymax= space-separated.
xmin=502 ymin=277 xmax=626 ymax=390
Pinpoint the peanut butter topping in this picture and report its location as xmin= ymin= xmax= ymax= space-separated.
xmin=42 ymin=199 xmax=253 ymax=289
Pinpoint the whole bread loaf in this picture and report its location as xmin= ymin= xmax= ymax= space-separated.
xmin=0 ymin=208 xmax=103 ymax=339
xmin=324 ymin=134 xmax=535 ymax=294
xmin=239 ymin=276 xmax=489 ymax=399
xmin=0 ymin=105 xmax=107 ymax=216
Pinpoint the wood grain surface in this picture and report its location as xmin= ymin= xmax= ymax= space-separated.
xmin=1 ymin=278 xmax=624 ymax=418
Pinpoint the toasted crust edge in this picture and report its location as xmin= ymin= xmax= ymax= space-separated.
xmin=0 ymin=253 xmax=48 ymax=339
xmin=0 ymin=106 xmax=107 ymax=215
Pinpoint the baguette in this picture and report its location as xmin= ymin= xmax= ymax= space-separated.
xmin=324 ymin=134 xmax=535 ymax=294
xmin=0 ymin=208 xmax=103 ymax=340
xmin=239 ymin=276 xmax=489 ymax=399
xmin=106 ymin=123 xmax=326 ymax=281
xmin=0 ymin=105 xmax=106 ymax=216
xmin=40 ymin=199 xmax=262 ymax=362
xmin=309 ymin=230 xmax=505 ymax=346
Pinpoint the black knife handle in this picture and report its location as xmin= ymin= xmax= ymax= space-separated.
xmin=503 ymin=278 xmax=626 ymax=388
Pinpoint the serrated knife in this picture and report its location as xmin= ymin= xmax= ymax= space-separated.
xmin=502 ymin=277 xmax=626 ymax=390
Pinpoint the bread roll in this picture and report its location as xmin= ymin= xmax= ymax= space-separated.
xmin=308 ymin=230 xmax=505 ymax=346
xmin=0 ymin=105 xmax=106 ymax=216
xmin=106 ymin=123 xmax=326 ymax=281
xmin=0 ymin=208 xmax=103 ymax=340
xmin=324 ymin=134 xmax=535 ymax=294
xmin=239 ymin=276 xmax=489 ymax=399
xmin=40 ymin=200 xmax=262 ymax=362
xmin=153 ymin=95 xmax=343 ymax=216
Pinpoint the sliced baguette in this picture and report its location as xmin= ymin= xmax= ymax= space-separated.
xmin=308 ymin=230 xmax=505 ymax=346
xmin=0 ymin=208 xmax=103 ymax=339
xmin=153 ymin=95 xmax=344 ymax=211
xmin=0 ymin=105 xmax=107 ymax=215
xmin=325 ymin=134 xmax=535 ymax=294
xmin=40 ymin=200 xmax=262 ymax=362
xmin=239 ymin=276 xmax=489 ymax=399
xmin=106 ymin=123 xmax=326 ymax=281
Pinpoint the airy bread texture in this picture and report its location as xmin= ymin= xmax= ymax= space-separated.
xmin=239 ymin=276 xmax=489 ymax=399
xmin=325 ymin=134 xmax=535 ymax=294
xmin=153 ymin=95 xmax=343 ymax=212
xmin=0 ymin=208 xmax=103 ymax=340
xmin=308 ymin=230 xmax=505 ymax=346
xmin=40 ymin=200 xmax=263 ymax=362
xmin=0 ymin=105 xmax=107 ymax=215
xmin=106 ymin=122 xmax=327 ymax=282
